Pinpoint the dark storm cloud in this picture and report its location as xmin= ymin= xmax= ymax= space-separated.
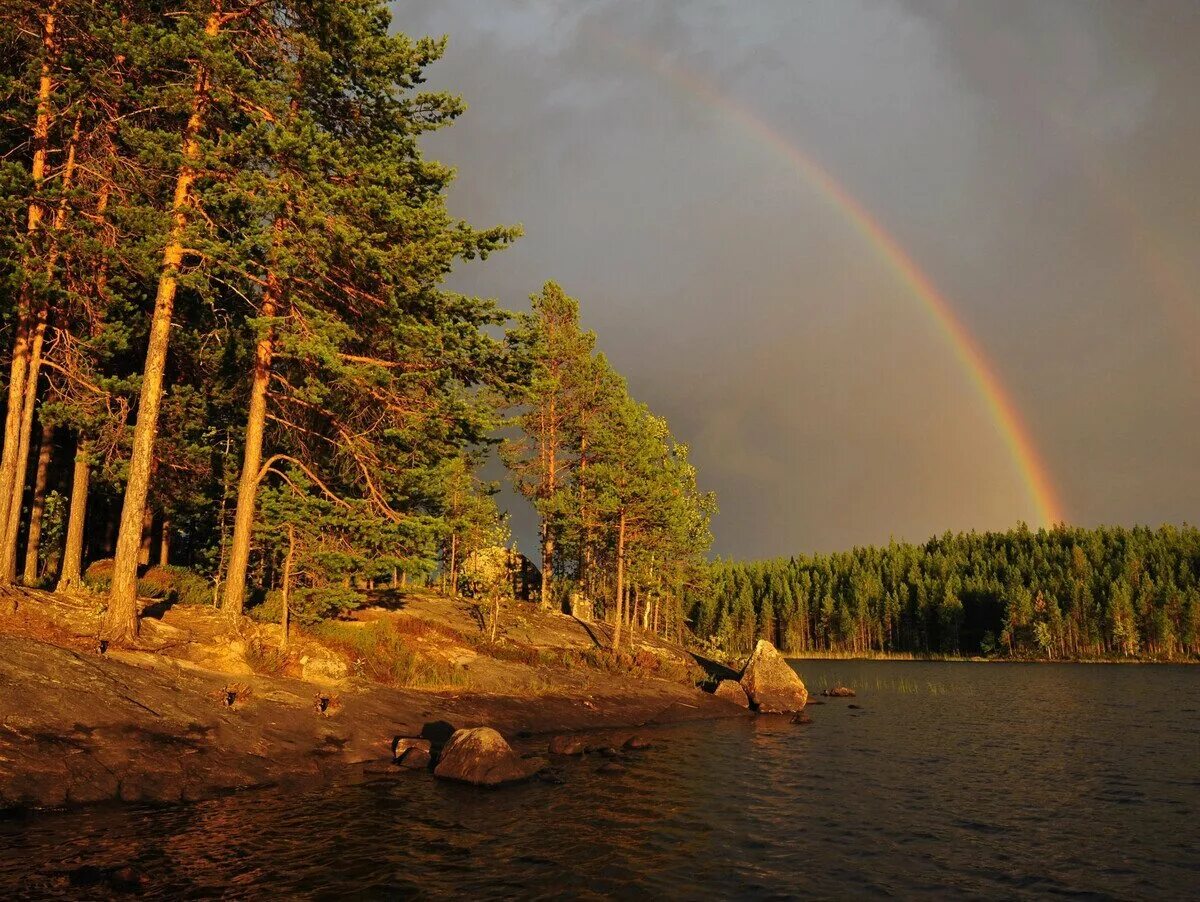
xmin=391 ymin=0 xmax=1200 ymax=557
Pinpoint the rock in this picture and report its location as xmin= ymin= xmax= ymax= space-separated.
xmin=821 ymin=686 xmax=856 ymax=698
xmin=432 ymin=727 xmax=545 ymax=786
xmin=393 ymin=737 xmax=432 ymax=759
xmin=848 ymin=704 xmax=863 ymax=710
xmin=739 ymin=640 xmax=808 ymax=713
xmin=597 ymin=746 xmax=620 ymax=758
xmin=791 ymin=712 xmax=813 ymax=725
xmin=548 ymin=734 xmax=587 ymax=756
xmin=597 ymin=762 xmax=624 ymax=775
xmin=713 ymin=679 xmax=751 ymax=708
xmin=396 ymin=746 xmax=431 ymax=770
xmin=624 ymin=735 xmax=651 ymax=750
xmin=299 ymin=651 xmax=348 ymax=684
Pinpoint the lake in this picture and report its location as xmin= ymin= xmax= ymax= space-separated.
xmin=2 ymin=660 xmax=1197 ymax=899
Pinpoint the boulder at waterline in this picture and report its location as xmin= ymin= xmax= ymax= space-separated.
xmin=396 ymin=746 xmax=431 ymax=769
xmin=713 ymin=679 xmax=750 ymax=708
xmin=624 ymin=736 xmax=651 ymax=750
xmin=433 ymin=727 xmax=545 ymax=786
xmin=739 ymin=640 xmax=808 ymax=713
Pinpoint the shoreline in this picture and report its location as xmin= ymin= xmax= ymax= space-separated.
xmin=783 ymin=652 xmax=1199 ymax=665
xmin=0 ymin=627 xmax=749 ymax=815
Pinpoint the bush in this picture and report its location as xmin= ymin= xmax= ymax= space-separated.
xmin=83 ymin=560 xmax=214 ymax=608
xmin=249 ymin=585 xmax=365 ymax=626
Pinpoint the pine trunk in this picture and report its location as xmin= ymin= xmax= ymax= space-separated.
xmin=611 ymin=510 xmax=626 ymax=650
xmin=0 ymin=7 xmax=56 ymax=565
xmin=280 ymin=525 xmax=294 ymax=649
xmin=137 ymin=506 xmax=153 ymax=567
xmin=159 ymin=518 xmax=170 ymax=565
xmin=104 ymin=13 xmax=219 ymax=643
xmin=222 ymin=214 xmax=285 ymax=614
xmin=0 ymin=320 xmax=47 ymax=583
xmin=56 ymin=439 xmax=89 ymax=590
xmin=1 ymin=101 xmax=80 ymax=584
xmin=20 ymin=424 xmax=54 ymax=584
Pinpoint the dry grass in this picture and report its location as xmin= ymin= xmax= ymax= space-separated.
xmin=310 ymin=619 xmax=470 ymax=690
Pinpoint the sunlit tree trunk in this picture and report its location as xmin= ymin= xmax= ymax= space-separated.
xmin=55 ymin=438 xmax=89 ymax=591
xmin=105 ymin=12 xmax=220 ymax=643
xmin=0 ymin=6 xmax=57 ymax=568
xmin=222 ymin=217 xmax=285 ymax=615
xmin=611 ymin=509 xmax=625 ymax=650
xmin=159 ymin=517 xmax=171 ymax=565
xmin=1 ymin=106 xmax=80 ymax=583
xmin=280 ymin=524 xmax=294 ymax=649
xmin=137 ymin=506 xmax=153 ymax=567
xmin=20 ymin=425 xmax=55 ymax=584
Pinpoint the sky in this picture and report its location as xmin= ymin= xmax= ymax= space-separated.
xmin=391 ymin=0 xmax=1200 ymax=559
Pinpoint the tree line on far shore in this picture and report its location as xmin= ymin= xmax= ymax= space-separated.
xmin=693 ymin=525 xmax=1200 ymax=661
xmin=0 ymin=1 xmax=714 ymax=647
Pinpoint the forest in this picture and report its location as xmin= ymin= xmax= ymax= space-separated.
xmin=0 ymin=1 xmax=714 ymax=647
xmin=693 ymin=525 xmax=1200 ymax=661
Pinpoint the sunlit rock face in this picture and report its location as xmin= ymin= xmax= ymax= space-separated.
xmin=739 ymin=640 xmax=808 ymax=713
xmin=714 ymin=679 xmax=750 ymax=708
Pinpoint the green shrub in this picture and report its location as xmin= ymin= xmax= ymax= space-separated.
xmin=249 ymin=585 xmax=365 ymax=626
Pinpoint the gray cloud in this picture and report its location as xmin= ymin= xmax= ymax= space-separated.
xmin=394 ymin=0 xmax=1200 ymax=557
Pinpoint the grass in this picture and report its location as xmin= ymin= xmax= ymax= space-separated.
xmin=309 ymin=619 xmax=470 ymax=690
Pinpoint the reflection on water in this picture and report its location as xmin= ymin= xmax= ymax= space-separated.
xmin=3 ymin=660 xmax=1198 ymax=899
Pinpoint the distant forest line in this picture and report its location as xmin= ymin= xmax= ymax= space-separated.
xmin=689 ymin=525 xmax=1200 ymax=661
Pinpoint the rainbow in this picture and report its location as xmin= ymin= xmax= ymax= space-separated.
xmin=605 ymin=36 xmax=1065 ymax=527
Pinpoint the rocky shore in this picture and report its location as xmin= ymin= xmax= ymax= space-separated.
xmin=0 ymin=589 xmax=759 ymax=811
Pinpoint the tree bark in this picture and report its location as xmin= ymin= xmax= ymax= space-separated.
xmin=20 ymin=424 xmax=55 ymax=584
xmin=1 ymin=102 xmax=81 ymax=584
xmin=222 ymin=223 xmax=283 ymax=614
xmin=0 ymin=6 xmax=56 ymax=565
xmin=104 ymin=11 xmax=220 ymax=643
xmin=159 ymin=517 xmax=170 ymax=565
xmin=137 ymin=505 xmax=153 ymax=567
xmin=56 ymin=439 xmax=89 ymax=590
xmin=611 ymin=509 xmax=626 ymax=650
xmin=280 ymin=524 xmax=294 ymax=648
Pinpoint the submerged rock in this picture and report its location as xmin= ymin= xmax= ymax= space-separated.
xmin=713 ymin=679 xmax=750 ymax=708
xmin=548 ymin=734 xmax=587 ymax=756
xmin=791 ymin=712 xmax=813 ymax=725
xmin=624 ymin=735 xmax=651 ymax=750
xmin=821 ymin=686 xmax=856 ymax=698
xmin=433 ymin=727 xmax=545 ymax=786
xmin=739 ymin=640 xmax=808 ymax=713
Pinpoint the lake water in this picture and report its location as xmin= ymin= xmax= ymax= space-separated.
xmin=3 ymin=660 xmax=1198 ymax=899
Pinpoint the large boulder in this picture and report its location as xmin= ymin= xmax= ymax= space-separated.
xmin=713 ymin=679 xmax=751 ymax=708
xmin=739 ymin=640 xmax=808 ymax=713
xmin=433 ymin=727 xmax=545 ymax=786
